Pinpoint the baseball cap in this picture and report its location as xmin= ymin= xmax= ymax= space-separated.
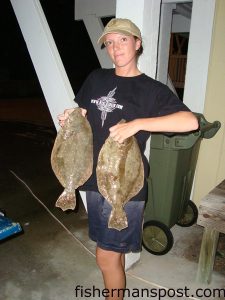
xmin=97 ymin=18 xmax=142 ymax=45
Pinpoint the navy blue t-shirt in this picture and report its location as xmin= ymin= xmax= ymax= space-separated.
xmin=75 ymin=68 xmax=190 ymax=199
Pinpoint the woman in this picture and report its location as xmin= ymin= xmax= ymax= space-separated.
xmin=58 ymin=18 xmax=198 ymax=300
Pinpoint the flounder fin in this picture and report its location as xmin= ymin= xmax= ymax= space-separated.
xmin=55 ymin=189 xmax=76 ymax=211
xmin=108 ymin=207 xmax=128 ymax=231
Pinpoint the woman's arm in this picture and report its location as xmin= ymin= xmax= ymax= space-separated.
xmin=109 ymin=111 xmax=199 ymax=143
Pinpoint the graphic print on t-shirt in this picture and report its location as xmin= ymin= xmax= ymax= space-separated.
xmin=91 ymin=87 xmax=123 ymax=126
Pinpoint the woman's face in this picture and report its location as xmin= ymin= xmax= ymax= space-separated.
xmin=104 ymin=33 xmax=141 ymax=69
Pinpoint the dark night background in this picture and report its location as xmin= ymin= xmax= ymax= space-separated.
xmin=0 ymin=0 xmax=106 ymax=99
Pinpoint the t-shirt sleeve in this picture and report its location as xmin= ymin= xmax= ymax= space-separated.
xmin=153 ymin=83 xmax=190 ymax=117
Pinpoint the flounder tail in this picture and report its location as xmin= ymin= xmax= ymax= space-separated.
xmin=55 ymin=189 xmax=76 ymax=211
xmin=108 ymin=207 xmax=128 ymax=231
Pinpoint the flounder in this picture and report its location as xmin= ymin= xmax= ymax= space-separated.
xmin=96 ymin=120 xmax=144 ymax=231
xmin=51 ymin=107 xmax=93 ymax=211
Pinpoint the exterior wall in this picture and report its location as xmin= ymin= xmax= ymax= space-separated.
xmin=192 ymin=0 xmax=225 ymax=206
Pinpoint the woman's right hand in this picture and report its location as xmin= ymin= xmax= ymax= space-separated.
xmin=57 ymin=108 xmax=74 ymax=127
xmin=57 ymin=108 xmax=87 ymax=127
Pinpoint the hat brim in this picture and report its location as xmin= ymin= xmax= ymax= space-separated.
xmin=97 ymin=29 xmax=141 ymax=45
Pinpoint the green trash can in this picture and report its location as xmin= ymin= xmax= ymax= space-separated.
xmin=142 ymin=113 xmax=221 ymax=255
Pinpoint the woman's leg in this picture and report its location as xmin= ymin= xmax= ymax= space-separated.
xmin=96 ymin=246 xmax=126 ymax=300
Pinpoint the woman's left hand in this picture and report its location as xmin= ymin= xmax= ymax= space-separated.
xmin=109 ymin=119 xmax=140 ymax=143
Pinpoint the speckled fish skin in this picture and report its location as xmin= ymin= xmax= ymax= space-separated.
xmin=51 ymin=107 xmax=93 ymax=211
xmin=96 ymin=120 xmax=144 ymax=231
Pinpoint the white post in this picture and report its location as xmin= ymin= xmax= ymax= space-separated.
xmin=116 ymin=0 xmax=161 ymax=79
xmin=116 ymin=0 xmax=162 ymax=270
xmin=10 ymin=0 xmax=88 ymax=208
xmin=157 ymin=3 xmax=174 ymax=84
xmin=82 ymin=16 xmax=112 ymax=68
xmin=10 ymin=0 xmax=76 ymax=131
xmin=75 ymin=0 xmax=114 ymax=68
xmin=181 ymin=0 xmax=216 ymax=202
xmin=183 ymin=0 xmax=216 ymax=111
xmin=116 ymin=0 xmax=161 ymax=161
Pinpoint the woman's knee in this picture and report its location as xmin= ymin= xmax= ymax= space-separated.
xmin=96 ymin=247 xmax=122 ymax=272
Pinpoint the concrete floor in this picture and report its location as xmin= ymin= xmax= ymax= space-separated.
xmin=0 ymin=99 xmax=224 ymax=300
